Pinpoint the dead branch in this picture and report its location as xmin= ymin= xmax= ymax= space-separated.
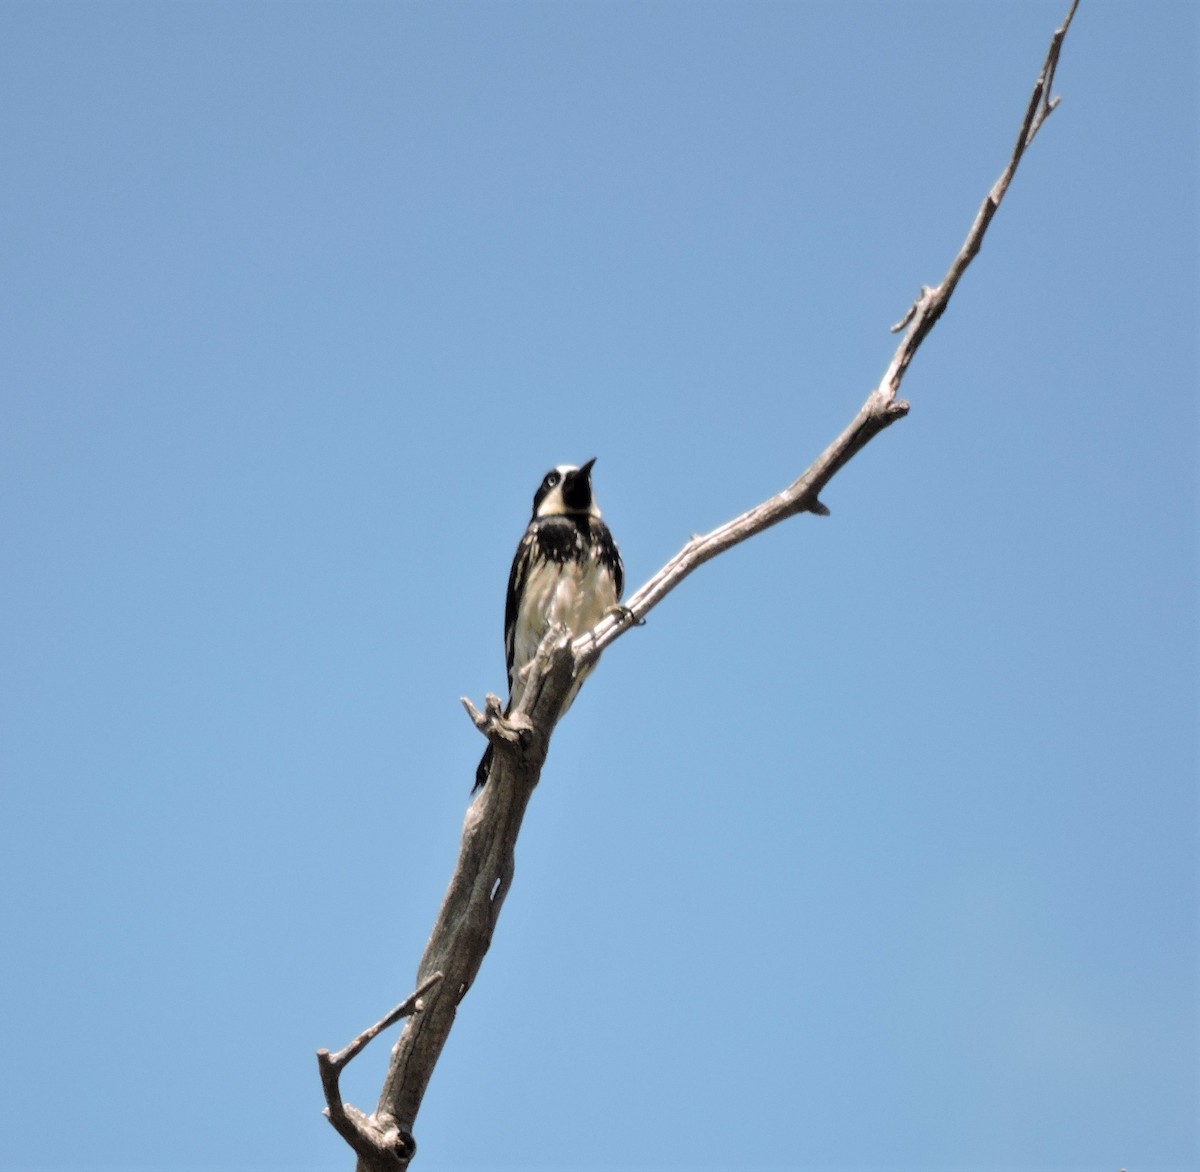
xmin=322 ymin=4 xmax=1080 ymax=1168
xmin=576 ymin=0 xmax=1080 ymax=670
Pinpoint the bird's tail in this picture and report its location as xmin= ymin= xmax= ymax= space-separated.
xmin=473 ymin=743 xmax=493 ymax=792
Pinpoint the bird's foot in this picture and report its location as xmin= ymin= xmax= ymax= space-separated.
xmin=607 ymin=603 xmax=645 ymax=628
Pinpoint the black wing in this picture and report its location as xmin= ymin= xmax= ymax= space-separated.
xmin=478 ymin=527 xmax=539 ymax=794
xmin=503 ymin=526 xmax=539 ymax=691
xmin=594 ymin=517 xmax=624 ymax=602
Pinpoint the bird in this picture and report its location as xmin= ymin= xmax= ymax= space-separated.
xmin=474 ymin=458 xmax=623 ymax=790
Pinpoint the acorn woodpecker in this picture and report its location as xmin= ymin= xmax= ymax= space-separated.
xmin=474 ymin=459 xmax=623 ymax=790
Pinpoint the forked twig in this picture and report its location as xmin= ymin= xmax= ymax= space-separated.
xmin=317 ymin=972 xmax=444 ymax=1164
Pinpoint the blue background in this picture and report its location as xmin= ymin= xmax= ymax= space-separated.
xmin=1 ymin=2 xmax=1195 ymax=1170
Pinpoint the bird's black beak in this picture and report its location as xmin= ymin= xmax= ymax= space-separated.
xmin=562 ymin=458 xmax=597 ymax=511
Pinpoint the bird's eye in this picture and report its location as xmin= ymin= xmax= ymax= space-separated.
xmin=546 ymin=472 xmax=560 ymax=487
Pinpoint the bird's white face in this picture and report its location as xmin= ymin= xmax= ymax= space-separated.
xmin=533 ymin=463 xmax=602 ymax=519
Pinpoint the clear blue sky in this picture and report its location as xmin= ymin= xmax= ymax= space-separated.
xmin=1 ymin=2 xmax=1195 ymax=1170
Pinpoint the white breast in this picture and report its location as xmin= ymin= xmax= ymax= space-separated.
xmin=511 ymin=556 xmax=618 ymax=711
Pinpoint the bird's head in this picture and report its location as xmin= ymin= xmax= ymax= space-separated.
xmin=532 ymin=458 xmax=600 ymax=519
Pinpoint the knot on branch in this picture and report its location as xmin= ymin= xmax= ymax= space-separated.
xmin=376 ymin=1126 xmax=417 ymax=1167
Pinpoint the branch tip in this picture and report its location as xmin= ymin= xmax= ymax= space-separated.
xmin=460 ymin=696 xmax=486 ymax=729
xmin=890 ymin=304 xmax=916 ymax=335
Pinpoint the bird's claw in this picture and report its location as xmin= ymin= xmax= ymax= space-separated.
xmin=607 ymin=603 xmax=644 ymax=628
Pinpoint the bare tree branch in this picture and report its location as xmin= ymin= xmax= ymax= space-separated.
xmin=576 ymin=0 xmax=1080 ymax=671
xmin=323 ymin=4 xmax=1080 ymax=1168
